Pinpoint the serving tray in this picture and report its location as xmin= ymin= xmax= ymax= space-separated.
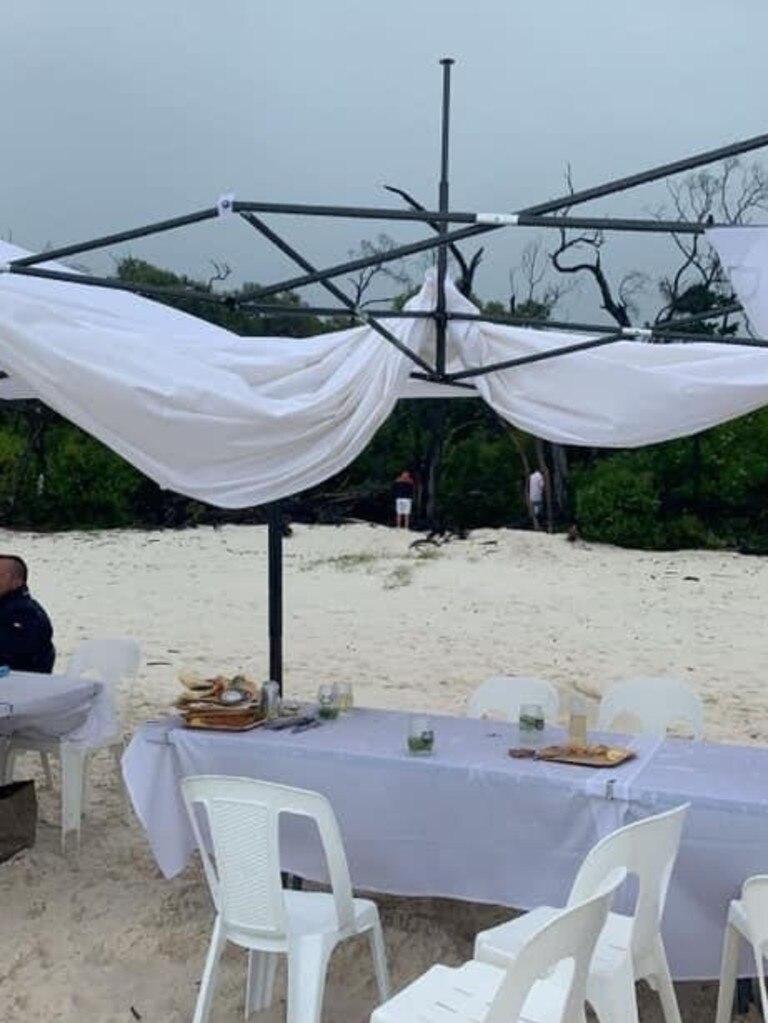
xmin=533 ymin=744 xmax=636 ymax=768
xmin=182 ymin=713 xmax=265 ymax=732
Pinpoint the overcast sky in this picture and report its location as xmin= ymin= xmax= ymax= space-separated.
xmin=4 ymin=0 xmax=768 ymax=323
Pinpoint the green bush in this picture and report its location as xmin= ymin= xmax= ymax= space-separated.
xmin=574 ymin=458 xmax=662 ymax=548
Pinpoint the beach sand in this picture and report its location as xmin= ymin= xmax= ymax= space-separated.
xmin=1 ymin=522 xmax=765 ymax=1022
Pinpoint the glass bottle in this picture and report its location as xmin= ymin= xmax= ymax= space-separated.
xmin=261 ymin=680 xmax=281 ymax=720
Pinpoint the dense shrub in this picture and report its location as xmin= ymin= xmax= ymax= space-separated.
xmin=574 ymin=458 xmax=662 ymax=548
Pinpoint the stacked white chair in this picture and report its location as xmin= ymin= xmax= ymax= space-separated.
xmin=182 ymin=775 xmax=390 ymax=1023
xmin=467 ymin=675 xmax=560 ymax=722
xmin=715 ymin=875 xmax=768 ymax=1023
xmin=474 ymin=803 xmax=689 ymax=1023
xmin=371 ymin=871 xmax=624 ymax=1023
xmin=597 ymin=676 xmax=704 ymax=738
xmin=6 ymin=636 xmax=141 ymax=850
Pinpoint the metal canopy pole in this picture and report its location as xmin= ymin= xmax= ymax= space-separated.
xmin=9 ymin=208 xmax=221 ymax=267
xmin=239 ymin=211 xmax=435 ymax=373
xmin=267 ymin=502 xmax=283 ymax=691
xmin=435 ymin=58 xmax=454 ymax=379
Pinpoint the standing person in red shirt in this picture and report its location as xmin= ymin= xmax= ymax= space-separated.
xmin=393 ymin=470 xmax=415 ymax=530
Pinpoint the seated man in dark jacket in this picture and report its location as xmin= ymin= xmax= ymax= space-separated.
xmin=0 ymin=555 xmax=55 ymax=673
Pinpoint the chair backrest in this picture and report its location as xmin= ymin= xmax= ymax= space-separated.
xmin=467 ymin=675 xmax=560 ymax=723
xmin=182 ymin=775 xmax=356 ymax=944
xmin=566 ymin=803 xmax=689 ymax=964
xmin=741 ymin=876 xmax=768 ymax=1020
xmin=67 ymin=637 xmax=141 ymax=687
xmin=67 ymin=637 xmax=141 ymax=734
xmin=486 ymin=869 xmax=625 ymax=1023
xmin=597 ymin=677 xmax=704 ymax=739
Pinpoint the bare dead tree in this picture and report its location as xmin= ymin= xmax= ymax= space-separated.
xmin=550 ymin=229 xmax=636 ymax=328
xmin=344 ymin=233 xmax=421 ymax=312
xmin=206 ymin=260 xmax=232 ymax=290
xmin=546 ymin=166 xmax=647 ymax=328
xmin=383 ymin=184 xmax=485 ymax=297
xmin=508 ymin=239 xmax=576 ymax=316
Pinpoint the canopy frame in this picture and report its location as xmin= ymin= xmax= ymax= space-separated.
xmin=3 ymin=60 xmax=768 ymax=686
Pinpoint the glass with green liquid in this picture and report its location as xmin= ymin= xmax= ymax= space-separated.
xmin=317 ymin=683 xmax=340 ymax=720
xmin=407 ymin=714 xmax=435 ymax=755
xmin=518 ymin=702 xmax=545 ymax=747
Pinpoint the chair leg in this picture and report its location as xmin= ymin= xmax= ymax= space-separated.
xmin=245 ymin=951 xmax=278 ymax=1017
xmin=39 ymin=752 xmax=54 ymax=788
xmin=0 ymin=742 xmax=13 ymax=784
xmin=59 ymin=744 xmax=87 ymax=854
xmin=368 ymin=920 xmax=391 ymax=1002
xmin=648 ymin=938 xmax=682 ymax=1023
xmin=111 ymin=741 xmax=124 ymax=778
xmin=286 ymin=936 xmax=333 ymax=1023
xmin=586 ymin=958 xmax=639 ymax=1023
xmin=193 ymin=918 xmax=226 ymax=1023
xmin=716 ymin=923 xmax=741 ymax=1023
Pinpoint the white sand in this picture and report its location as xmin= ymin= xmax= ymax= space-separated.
xmin=1 ymin=523 xmax=766 ymax=1021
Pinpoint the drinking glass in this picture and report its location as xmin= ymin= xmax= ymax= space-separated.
xmin=317 ymin=683 xmax=340 ymax=720
xmin=518 ymin=702 xmax=545 ymax=747
xmin=336 ymin=682 xmax=354 ymax=713
xmin=568 ymin=695 xmax=588 ymax=747
xmin=406 ymin=714 xmax=435 ymax=755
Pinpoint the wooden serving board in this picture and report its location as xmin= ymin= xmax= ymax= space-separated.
xmin=183 ymin=717 xmax=265 ymax=732
xmin=534 ymin=744 xmax=636 ymax=768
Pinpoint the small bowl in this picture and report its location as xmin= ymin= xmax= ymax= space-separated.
xmin=219 ymin=688 xmax=247 ymax=706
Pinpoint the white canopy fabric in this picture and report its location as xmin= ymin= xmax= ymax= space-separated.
xmin=1 ymin=235 xmax=767 ymax=508
xmin=707 ymin=226 xmax=768 ymax=338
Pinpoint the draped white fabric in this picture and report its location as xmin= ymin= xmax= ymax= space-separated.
xmin=1 ymin=234 xmax=768 ymax=508
xmin=707 ymin=226 xmax=768 ymax=338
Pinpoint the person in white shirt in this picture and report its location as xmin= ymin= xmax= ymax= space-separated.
xmin=528 ymin=469 xmax=545 ymax=530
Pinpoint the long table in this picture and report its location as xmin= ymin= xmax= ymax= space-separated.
xmin=122 ymin=708 xmax=768 ymax=980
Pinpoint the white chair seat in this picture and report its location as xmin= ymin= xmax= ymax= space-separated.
xmin=372 ymin=959 xmax=575 ymax=1023
xmin=265 ymin=889 xmax=380 ymax=940
xmin=476 ymin=907 xmax=634 ymax=971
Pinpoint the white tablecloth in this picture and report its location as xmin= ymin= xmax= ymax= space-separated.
xmin=122 ymin=708 xmax=768 ymax=979
xmin=0 ymin=672 xmax=106 ymax=741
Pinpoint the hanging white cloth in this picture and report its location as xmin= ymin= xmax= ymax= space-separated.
xmin=2 ymin=237 xmax=768 ymax=508
xmin=707 ymin=226 xmax=768 ymax=338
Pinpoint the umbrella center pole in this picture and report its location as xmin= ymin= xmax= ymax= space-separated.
xmin=435 ymin=57 xmax=454 ymax=380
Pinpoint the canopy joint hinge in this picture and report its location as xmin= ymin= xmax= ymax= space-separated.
xmin=622 ymin=326 xmax=654 ymax=339
xmin=217 ymin=193 xmax=235 ymax=217
xmin=475 ymin=212 xmax=519 ymax=226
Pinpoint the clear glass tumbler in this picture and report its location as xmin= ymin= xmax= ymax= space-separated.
xmin=317 ymin=683 xmax=340 ymax=720
xmin=518 ymin=702 xmax=545 ymax=747
xmin=336 ymin=682 xmax=354 ymax=713
xmin=406 ymin=713 xmax=435 ymax=755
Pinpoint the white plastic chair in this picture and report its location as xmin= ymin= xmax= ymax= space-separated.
xmin=597 ymin=677 xmax=704 ymax=739
xmin=474 ymin=803 xmax=689 ymax=1023
xmin=6 ymin=636 xmax=141 ymax=850
xmin=467 ymin=675 xmax=560 ymax=723
xmin=372 ymin=872 xmax=624 ymax=1023
xmin=715 ymin=875 xmax=768 ymax=1023
xmin=182 ymin=775 xmax=390 ymax=1023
